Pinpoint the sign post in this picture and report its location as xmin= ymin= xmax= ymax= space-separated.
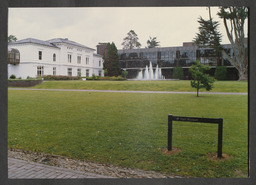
xmin=168 ymin=114 xmax=223 ymax=158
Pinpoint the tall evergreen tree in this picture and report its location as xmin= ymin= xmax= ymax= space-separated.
xmin=194 ymin=7 xmax=223 ymax=65
xmin=103 ymin=42 xmax=121 ymax=77
xmin=122 ymin=30 xmax=141 ymax=50
xmin=146 ymin=36 xmax=160 ymax=48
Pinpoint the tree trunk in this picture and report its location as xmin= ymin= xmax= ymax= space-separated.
xmin=238 ymin=70 xmax=248 ymax=81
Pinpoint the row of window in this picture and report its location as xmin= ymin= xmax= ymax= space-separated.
xmin=38 ymin=51 xmax=102 ymax=66
xmin=119 ymin=48 xmax=231 ymax=61
xmin=37 ymin=66 xmax=102 ymax=77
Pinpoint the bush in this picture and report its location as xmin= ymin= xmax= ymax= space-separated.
xmin=10 ymin=74 xmax=16 ymax=79
xmin=109 ymin=76 xmax=126 ymax=81
xmin=214 ymin=66 xmax=227 ymax=80
xmin=86 ymin=76 xmax=126 ymax=81
xmin=121 ymin=70 xmax=128 ymax=78
xmin=42 ymin=75 xmax=81 ymax=80
xmin=173 ymin=67 xmax=184 ymax=80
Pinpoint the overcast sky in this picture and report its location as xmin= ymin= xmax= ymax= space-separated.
xmin=8 ymin=7 xmax=248 ymax=50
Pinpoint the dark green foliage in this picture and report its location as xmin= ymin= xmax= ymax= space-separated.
xmin=146 ymin=36 xmax=160 ymax=48
xmin=103 ymin=42 xmax=122 ymax=77
xmin=8 ymin=35 xmax=17 ymax=43
xmin=194 ymin=15 xmax=223 ymax=57
xmin=42 ymin=75 xmax=81 ymax=80
xmin=214 ymin=66 xmax=227 ymax=80
xmin=189 ymin=60 xmax=215 ymax=96
xmin=85 ymin=76 xmax=126 ymax=81
xmin=10 ymin=74 xmax=16 ymax=79
xmin=121 ymin=70 xmax=128 ymax=79
xmin=173 ymin=67 xmax=184 ymax=80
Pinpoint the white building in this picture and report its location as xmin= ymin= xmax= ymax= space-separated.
xmin=8 ymin=38 xmax=104 ymax=79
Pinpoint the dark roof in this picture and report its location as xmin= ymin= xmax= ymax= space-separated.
xmin=47 ymin=38 xmax=95 ymax=51
xmin=8 ymin=38 xmax=59 ymax=48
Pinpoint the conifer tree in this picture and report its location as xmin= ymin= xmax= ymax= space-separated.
xmin=103 ymin=42 xmax=121 ymax=77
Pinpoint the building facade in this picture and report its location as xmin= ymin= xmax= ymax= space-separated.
xmin=118 ymin=42 xmax=240 ymax=80
xmin=8 ymin=38 xmax=104 ymax=79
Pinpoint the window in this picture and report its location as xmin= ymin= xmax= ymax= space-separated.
xmin=77 ymin=56 xmax=81 ymax=64
xmin=15 ymin=52 xmax=20 ymax=60
xmin=77 ymin=68 xmax=81 ymax=76
xmin=67 ymin=68 xmax=72 ymax=76
xmin=86 ymin=69 xmax=89 ymax=77
xmin=53 ymin=67 xmax=56 ymax=75
xmin=99 ymin=60 xmax=101 ymax=67
xmin=99 ymin=70 xmax=102 ymax=77
xmin=39 ymin=51 xmax=42 ymax=60
xmin=37 ymin=66 xmax=44 ymax=76
xmin=86 ymin=57 xmax=89 ymax=65
xmin=53 ymin=54 xmax=56 ymax=62
xmin=68 ymin=54 xmax=72 ymax=63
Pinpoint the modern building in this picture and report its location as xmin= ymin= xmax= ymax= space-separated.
xmin=118 ymin=42 xmax=244 ymax=80
xmin=8 ymin=38 xmax=104 ymax=79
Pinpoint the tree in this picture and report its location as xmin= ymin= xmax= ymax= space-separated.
xmin=194 ymin=7 xmax=248 ymax=81
xmin=189 ymin=60 xmax=215 ymax=97
xmin=8 ymin=35 xmax=17 ymax=43
xmin=121 ymin=30 xmax=141 ymax=50
xmin=103 ymin=42 xmax=121 ymax=77
xmin=194 ymin=9 xmax=223 ymax=64
xmin=146 ymin=36 xmax=160 ymax=48
xmin=217 ymin=7 xmax=248 ymax=81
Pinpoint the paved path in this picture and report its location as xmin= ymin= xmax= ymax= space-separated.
xmin=8 ymin=158 xmax=114 ymax=179
xmin=9 ymin=88 xmax=248 ymax=95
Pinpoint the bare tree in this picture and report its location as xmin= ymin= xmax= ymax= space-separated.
xmin=218 ymin=7 xmax=248 ymax=81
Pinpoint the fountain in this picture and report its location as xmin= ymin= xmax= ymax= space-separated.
xmin=136 ymin=61 xmax=165 ymax=80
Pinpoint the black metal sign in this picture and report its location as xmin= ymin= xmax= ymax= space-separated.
xmin=168 ymin=114 xmax=223 ymax=158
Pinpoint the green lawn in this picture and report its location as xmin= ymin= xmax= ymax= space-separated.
xmin=8 ymin=89 xmax=248 ymax=177
xmin=28 ymin=80 xmax=248 ymax=93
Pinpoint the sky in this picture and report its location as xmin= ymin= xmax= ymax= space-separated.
xmin=8 ymin=7 xmax=248 ymax=50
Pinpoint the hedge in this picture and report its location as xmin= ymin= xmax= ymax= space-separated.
xmin=214 ymin=66 xmax=227 ymax=80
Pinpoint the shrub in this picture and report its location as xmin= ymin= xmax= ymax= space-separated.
xmin=214 ymin=66 xmax=227 ymax=80
xmin=109 ymin=76 xmax=126 ymax=81
xmin=42 ymin=75 xmax=81 ymax=80
xmin=121 ymin=70 xmax=128 ymax=79
xmin=10 ymin=74 xmax=16 ymax=79
xmin=92 ymin=74 xmax=97 ymax=80
xmin=173 ymin=67 xmax=184 ymax=80
xmin=26 ymin=76 xmax=34 ymax=80
xmin=86 ymin=76 xmax=126 ymax=81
